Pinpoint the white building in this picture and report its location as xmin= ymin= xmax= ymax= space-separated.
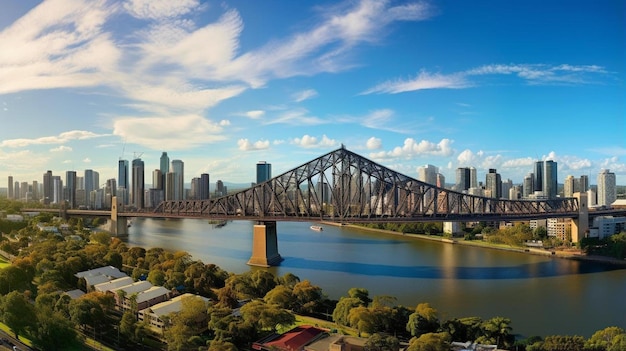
xmin=138 ymin=294 xmax=210 ymax=333
xmin=588 ymin=216 xmax=626 ymax=239
xmin=597 ymin=169 xmax=616 ymax=207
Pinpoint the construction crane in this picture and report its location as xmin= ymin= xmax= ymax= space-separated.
xmin=133 ymin=151 xmax=144 ymax=159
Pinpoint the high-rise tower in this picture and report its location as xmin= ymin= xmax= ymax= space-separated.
xmin=171 ymin=159 xmax=184 ymax=200
xmin=256 ymin=161 xmax=272 ymax=184
xmin=597 ymin=169 xmax=616 ymax=207
xmin=7 ymin=176 xmax=13 ymax=199
xmin=66 ymin=171 xmax=77 ymax=208
xmin=543 ymin=160 xmax=557 ymax=199
xmin=43 ymin=170 xmax=53 ymax=204
xmin=132 ymin=158 xmax=145 ymax=209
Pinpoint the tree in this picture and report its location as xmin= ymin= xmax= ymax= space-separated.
xmin=264 ymin=285 xmax=295 ymax=310
xmin=1 ymin=291 xmax=37 ymax=339
xmin=406 ymin=303 xmax=440 ymax=337
xmin=164 ymin=295 xmax=209 ymax=351
xmin=240 ymin=300 xmax=295 ymax=333
xmin=208 ymin=339 xmax=238 ymax=351
xmin=406 ymin=332 xmax=451 ymax=351
xmin=147 ymin=269 xmax=166 ymax=286
xmin=292 ymin=280 xmax=324 ymax=314
xmin=348 ymin=287 xmax=372 ymax=306
xmin=366 ymin=333 xmax=400 ymax=351
xmin=481 ymin=316 xmax=513 ymax=348
xmin=32 ymin=306 xmax=78 ymax=351
xmin=348 ymin=305 xmax=376 ymax=336
xmin=332 ymin=297 xmax=362 ymax=326
xmin=585 ymin=326 xmax=626 ymax=351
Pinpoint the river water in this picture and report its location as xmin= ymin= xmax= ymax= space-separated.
xmin=125 ymin=218 xmax=626 ymax=338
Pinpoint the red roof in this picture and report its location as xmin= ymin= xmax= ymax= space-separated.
xmin=260 ymin=325 xmax=326 ymax=351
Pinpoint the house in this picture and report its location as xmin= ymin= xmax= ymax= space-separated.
xmin=252 ymin=325 xmax=328 ymax=351
xmin=305 ymin=334 xmax=368 ymax=351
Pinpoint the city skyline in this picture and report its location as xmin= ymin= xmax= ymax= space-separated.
xmin=0 ymin=0 xmax=624 ymax=186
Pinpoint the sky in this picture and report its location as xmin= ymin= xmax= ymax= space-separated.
xmin=0 ymin=0 xmax=624 ymax=190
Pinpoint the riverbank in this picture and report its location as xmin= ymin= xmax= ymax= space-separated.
xmin=334 ymin=223 xmax=626 ymax=268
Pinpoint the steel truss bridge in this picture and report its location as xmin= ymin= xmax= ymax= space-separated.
xmin=154 ymin=146 xmax=580 ymax=222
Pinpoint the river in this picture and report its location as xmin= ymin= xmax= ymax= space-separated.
xmin=125 ymin=218 xmax=626 ymax=338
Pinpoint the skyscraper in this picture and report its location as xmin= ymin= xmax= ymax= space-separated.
xmin=43 ymin=170 xmax=53 ymax=204
xmin=7 ymin=176 xmax=13 ymax=199
xmin=417 ymin=164 xmax=438 ymax=185
xmin=455 ymin=167 xmax=471 ymax=192
xmin=256 ymin=161 xmax=272 ymax=183
xmin=597 ymin=169 xmax=616 ymax=207
xmin=160 ymin=152 xmax=169 ymax=193
xmin=485 ymin=169 xmax=501 ymax=198
xmin=171 ymin=159 xmax=184 ymax=200
xmin=543 ymin=160 xmax=557 ymax=199
xmin=118 ymin=159 xmax=129 ymax=205
xmin=66 ymin=171 xmax=77 ymax=208
xmin=132 ymin=158 xmax=145 ymax=209
xmin=564 ymin=175 xmax=575 ymax=198
xmin=523 ymin=173 xmax=534 ymax=198
xmin=199 ymin=173 xmax=210 ymax=200
xmin=533 ymin=161 xmax=543 ymax=193
xmin=84 ymin=169 xmax=96 ymax=208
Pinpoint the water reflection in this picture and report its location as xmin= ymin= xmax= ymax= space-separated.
xmin=279 ymin=256 xmax=620 ymax=279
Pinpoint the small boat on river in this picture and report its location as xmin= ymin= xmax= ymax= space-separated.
xmin=310 ymin=225 xmax=323 ymax=231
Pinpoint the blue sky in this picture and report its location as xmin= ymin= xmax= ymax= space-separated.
xmin=0 ymin=0 xmax=624 ymax=189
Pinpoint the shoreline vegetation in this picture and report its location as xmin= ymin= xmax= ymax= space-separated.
xmin=325 ymin=222 xmax=626 ymax=267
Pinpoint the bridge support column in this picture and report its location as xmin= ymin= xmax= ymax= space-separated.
xmin=248 ymin=221 xmax=283 ymax=267
xmin=109 ymin=196 xmax=128 ymax=237
xmin=571 ymin=192 xmax=588 ymax=243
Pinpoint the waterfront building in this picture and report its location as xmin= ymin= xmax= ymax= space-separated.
xmin=547 ymin=218 xmax=570 ymax=241
xmin=132 ymin=158 xmax=145 ymax=209
xmin=66 ymin=171 xmax=77 ymax=208
xmin=597 ymin=169 xmax=616 ymax=207
xmin=256 ymin=161 xmax=272 ymax=183
xmin=589 ymin=216 xmax=626 ymax=239
xmin=171 ymin=159 xmax=184 ymax=200
xmin=165 ymin=172 xmax=175 ymax=201
xmin=191 ymin=173 xmax=210 ymax=200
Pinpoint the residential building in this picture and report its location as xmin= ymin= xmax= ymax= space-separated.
xmin=138 ymin=294 xmax=210 ymax=334
xmin=597 ymin=169 xmax=616 ymax=207
xmin=564 ymin=175 xmax=575 ymax=198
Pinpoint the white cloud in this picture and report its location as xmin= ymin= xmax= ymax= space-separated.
xmin=457 ymin=149 xmax=481 ymax=166
xmin=366 ymin=137 xmax=382 ymax=150
xmin=1 ymin=130 xmax=105 ymax=148
xmin=265 ymin=108 xmax=326 ymax=126
xmin=245 ymin=110 xmax=265 ymax=119
xmin=237 ymin=138 xmax=271 ymax=151
xmin=501 ymin=157 xmax=535 ymax=168
xmin=364 ymin=63 xmax=612 ymax=95
xmin=124 ymin=0 xmax=199 ymax=20
xmin=362 ymin=71 xmax=469 ymax=94
xmin=112 ymin=115 xmax=226 ymax=150
xmin=83 ymin=157 xmax=92 ymax=163
xmin=50 ymin=145 xmax=72 ymax=152
xmin=292 ymin=89 xmax=318 ymax=102
xmin=292 ymin=134 xmax=338 ymax=148
xmin=371 ymin=138 xmax=455 ymax=159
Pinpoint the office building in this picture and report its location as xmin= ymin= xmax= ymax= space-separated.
xmin=256 ymin=161 xmax=272 ymax=184
xmin=455 ymin=167 xmax=471 ymax=192
xmin=159 ymin=152 xmax=169 ymax=192
xmin=597 ymin=169 xmax=616 ymax=207
xmin=533 ymin=161 xmax=543 ymax=193
xmin=215 ymin=180 xmax=226 ymax=197
xmin=197 ymin=173 xmax=210 ymax=200
xmin=31 ymin=180 xmax=39 ymax=201
xmin=564 ymin=175 xmax=575 ymax=198
xmin=66 ymin=171 xmax=77 ymax=208
xmin=7 ymin=176 xmax=13 ymax=199
xmin=52 ymin=176 xmax=63 ymax=204
xmin=485 ymin=169 xmax=501 ymax=199
xmin=171 ymin=159 xmax=184 ymax=200
xmin=576 ymin=175 xmax=589 ymax=193
xmin=132 ymin=158 xmax=145 ymax=209
xmin=152 ymin=169 xmax=163 ymax=190
xmin=43 ymin=170 xmax=53 ymax=204
xmin=523 ymin=173 xmax=534 ymax=198
xmin=543 ymin=160 xmax=558 ymax=199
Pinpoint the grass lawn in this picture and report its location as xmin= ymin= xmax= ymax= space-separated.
xmin=278 ymin=314 xmax=358 ymax=337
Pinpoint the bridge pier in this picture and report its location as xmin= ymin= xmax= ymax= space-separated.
xmin=571 ymin=192 xmax=588 ymax=243
xmin=248 ymin=221 xmax=283 ymax=267
xmin=109 ymin=196 xmax=128 ymax=237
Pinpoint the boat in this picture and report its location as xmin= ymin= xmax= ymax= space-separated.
xmin=310 ymin=225 xmax=323 ymax=231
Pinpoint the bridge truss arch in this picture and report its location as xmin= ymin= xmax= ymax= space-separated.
xmin=154 ymin=147 xmax=579 ymax=222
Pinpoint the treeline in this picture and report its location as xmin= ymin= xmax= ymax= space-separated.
xmin=0 ymin=202 xmax=624 ymax=350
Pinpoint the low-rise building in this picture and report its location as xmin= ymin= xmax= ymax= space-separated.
xmin=138 ymin=293 xmax=210 ymax=334
xmin=252 ymin=325 xmax=328 ymax=351
xmin=75 ymin=266 xmax=128 ymax=290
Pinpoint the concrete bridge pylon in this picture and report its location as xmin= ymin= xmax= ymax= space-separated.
xmin=571 ymin=192 xmax=588 ymax=243
xmin=109 ymin=196 xmax=128 ymax=237
xmin=247 ymin=221 xmax=283 ymax=267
